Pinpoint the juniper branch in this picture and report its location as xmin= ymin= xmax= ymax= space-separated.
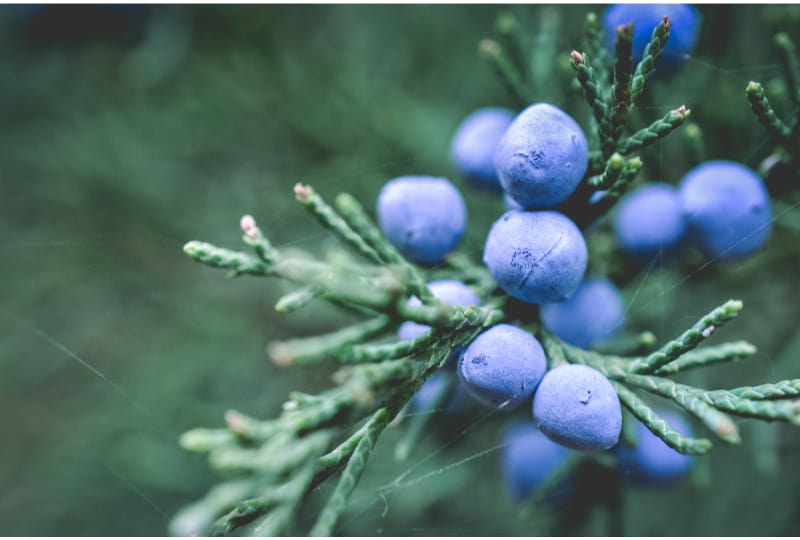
xmin=336 ymin=329 xmax=444 ymax=364
xmin=275 ymin=285 xmax=324 ymax=313
xmin=628 ymin=300 xmax=743 ymax=374
xmin=775 ymin=32 xmax=800 ymax=107
xmin=612 ymin=381 xmax=713 ymax=454
xmin=610 ymin=24 xmax=634 ymax=126
xmin=571 ymin=50 xmax=613 ymax=153
xmin=184 ymin=240 xmax=399 ymax=310
xmin=588 ymin=152 xmax=625 ymax=188
xmin=480 ymin=38 xmax=530 ymax=107
xmin=698 ymin=390 xmax=800 ymax=424
xmin=601 ymin=23 xmax=635 ymax=153
xmin=267 ymin=316 xmax=391 ymax=366
xmin=573 ymin=156 xmax=643 ymax=228
xmin=654 ymin=341 xmax=756 ymax=376
xmin=208 ymin=434 xmax=328 ymax=536
xmin=335 ymin=192 xmax=434 ymax=305
xmin=583 ymin=12 xmax=611 ymax=82
xmin=170 ymin=481 xmax=255 ymax=537
xmin=631 ymin=16 xmax=671 ymax=102
xmin=622 ymin=374 xmax=741 ymax=444
xmin=617 ymin=105 xmax=691 ymax=155
xmin=309 ymin=408 xmax=389 ymax=536
xmin=494 ymin=11 xmax=529 ymax=87
xmin=718 ymin=379 xmax=800 ymax=401
xmin=179 ymin=173 xmax=800 ymax=538
xmin=294 ymin=183 xmax=384 ymax=264
xmin=746 ymin=81 xmax=792 ymax=142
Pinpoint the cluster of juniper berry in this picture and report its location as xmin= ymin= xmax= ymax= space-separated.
xmin=394 ymin=3 xmax=770 ymax=502
xmin=176 ymin=5 xmax=800 ymax=534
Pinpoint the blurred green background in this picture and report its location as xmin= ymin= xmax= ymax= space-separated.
xmin=1 ymin=4 xmax=799 ymax=536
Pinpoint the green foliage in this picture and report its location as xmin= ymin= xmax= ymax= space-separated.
xmin=4 ymin=4 xmax=800 ymax=537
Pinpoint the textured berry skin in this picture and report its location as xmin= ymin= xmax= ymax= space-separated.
xmin=398 ymin=280 xmax=481 ymax=341
xmin=450 ymin=107 xmax=515 ymax=191
xmin=494 ymin=103 xmax=589 ymax=208
xmin=501 ymin=423 xmax=570 ymax=504
xmin=614 ymin=183 xmax=687 ymax=258
xmin=457 ymin=324 xmax=547 ymax=410
xmin=616 ymin=410 xmax=694 ymax=484
xmin=483 ymin=210 xmax=588 ymax=304
xmin=540 ymin=277 xmax=626 ymax=348
xmin=533 ymin=364 xmax=622 ymax=450
xmin=677 ymin=161 xmax=772 ymax=261
xmin=603 ymin=4 xmax=701 ymax=72
xmin=377 ymin=176 xmax=467 ymax=265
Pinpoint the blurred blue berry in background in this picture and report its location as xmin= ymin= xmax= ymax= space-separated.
xmin=614 ymin=182 xmax=687 ymax=260
xmin=678 ymin=160 xmax=772 ymax=261
xmin=540 ymin=277 xmax=626 ymax=349
xmin=616 ymin=409 xmax=695 ymax=485
xmin=501 ymin=422 xmax=571 ymax=504
xmin=409 ymin=371 xmax=469 ymax=416
xmin=603 ymin=4 xmax=701 ymax=73
xmin=450 ymin=107 xmax=515 ymax=191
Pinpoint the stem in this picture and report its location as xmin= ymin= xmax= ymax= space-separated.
xmin=612 ymin=381 xmax=713 ymax=454
xmin=631 ymin=16 xmax=671 ymax=102
xmin=309 ymin=409 xmax=389 ymax=536
xmin=746 ymin=81 xmax=792 ymax=142
xmin=628 ymin=300 xmax=743 ymax=374
xmin=617 ymin=105 xmax=691 ymax=155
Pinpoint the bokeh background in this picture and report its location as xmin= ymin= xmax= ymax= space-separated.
xmin=1 ymin=4 xmax=799 ymax=536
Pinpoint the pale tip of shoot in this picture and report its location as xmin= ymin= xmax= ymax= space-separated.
xmin=672 ymin=105 xmax=689 ymax=117
xmin=183 ymin=240 xmax=202 ymax=255
xmin=746 ymin=81 xmax=762 ymax=95
xmin=224 ymin=410 xmax=247 ymax=435
xmin=240 ymin=215 xmax=257 ymax=238
xmin=294 ymin=182 xmax=312 ymax=201
xmin=715 ymin=418 xmax=741 ymax=443
xmin=570 ymin=50 xmax=584 ymax=65
xmin=479 ymin=39 xmax=499 ymax=59
xmin=267 ymin=342 xmax=293 ymax=367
